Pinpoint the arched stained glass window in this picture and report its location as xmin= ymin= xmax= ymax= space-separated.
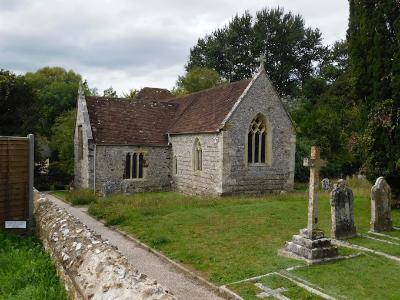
xmin=248 ymin=116 xmax=267 ymax=164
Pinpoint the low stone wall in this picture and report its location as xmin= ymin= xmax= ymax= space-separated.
xmin=34 ymin=195 xmax=175 ymax=300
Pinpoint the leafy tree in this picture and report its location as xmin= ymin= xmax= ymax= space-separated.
xmin=103 ymin=86 xmax=118 ymax=97
xmin=347 ymin=0 xmax=400 ymax=197
xmin=122 ymin=89 xmax=139 ymax=99
xmin=175 ymin=67 xmax=224 ymax=94
xmin=363 ymin=101 xmax=400 ymax=198
xmin=348 ymin=0 xmax=400 ymax=112
xmin=24 ymin=67 xmax=81 ymax=135
xmin=187 ymin=7 xmax=327 ymax=97
xmin=0 ymin=70 xmax=39 ymax=135
xmin=50 ymin=109 xmax=76 ymax=176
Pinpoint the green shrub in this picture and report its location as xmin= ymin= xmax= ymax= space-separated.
xmin=66 ymin=189 xmax=97 ymax=205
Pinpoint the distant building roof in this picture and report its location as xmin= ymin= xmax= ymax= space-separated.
xmin=85 ymin=79 xmax=251 ymax=145
xmin=136 ymin=87 xmax=174 ymax=101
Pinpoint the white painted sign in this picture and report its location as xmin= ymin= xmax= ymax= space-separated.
xmin=5 ymin=221 xmax=27 ymax=229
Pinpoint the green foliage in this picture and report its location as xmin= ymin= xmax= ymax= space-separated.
xmin=347 ymin=0 xmax=400 ymax=194
xmin=25 ymin=66 xmax=81 ymax=135
xmin=0 ymin=232 xmax=67 ymax=299
xmin=187 ymin=7 xmax=327 ymax=97
xmin=0 ymin=70 xmax=39 ymax=135
xmin=66 ymin=189 xmax=97 ymax=205
xmin=362 ymin=100 xmax=400 ymax=198
xmin=50 ymin=109 xmax=76 ymax=177
xmin=103 ymin=86 xmax=118 ymax=97
xmin=122 ymin=88 xmax=139 ymax=99
xmin=175 ymin=67 xmax=224 ymax=94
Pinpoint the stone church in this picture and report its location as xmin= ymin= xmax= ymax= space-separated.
xmin=74 ymin=64 xmax=296 ymax=196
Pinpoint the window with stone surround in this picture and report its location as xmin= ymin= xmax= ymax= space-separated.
xmin=247 ymin=114 xmax=270 ymax=164
xmin=174 ymin=155 xmax=178 ymax=175
xmin=193 ymin=139 xmax=202 ymax=171
xmin=124 ymin=152 xmax=144 ymax=179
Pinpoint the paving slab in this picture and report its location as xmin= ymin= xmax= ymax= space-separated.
xmin=44 ymin=193 xmax=225 ymax=300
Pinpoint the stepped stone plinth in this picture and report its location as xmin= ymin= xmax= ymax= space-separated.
xmin=279 ymin=146 xmax=339 ymax=263
xmin=281 ymin=229 xmax=338 ymax=262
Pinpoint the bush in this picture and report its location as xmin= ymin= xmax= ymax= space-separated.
xmin=66 ymin=189 xmax=97 ymax=205
xmin=362 ymin=100 xmax=400 ymax=199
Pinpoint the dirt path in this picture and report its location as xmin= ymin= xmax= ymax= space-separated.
xmin=45 ymin=193 xmax=225 ymax=300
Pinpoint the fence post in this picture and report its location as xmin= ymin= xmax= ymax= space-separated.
xmin=28 ymin=134 xmax=34 ymax=232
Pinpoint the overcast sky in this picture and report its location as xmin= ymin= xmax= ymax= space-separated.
xmin=0 ymin=0 xmax=349 ymax=94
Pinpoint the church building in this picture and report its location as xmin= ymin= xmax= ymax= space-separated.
xmin=74 ymin=64 xmax=296 ymax=196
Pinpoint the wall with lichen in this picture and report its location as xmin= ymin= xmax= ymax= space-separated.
xmin=34 ymin=194 xmax=175 ymax=300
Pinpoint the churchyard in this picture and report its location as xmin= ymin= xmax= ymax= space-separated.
xmin=52 ymin=175 xmax=400 ymax=299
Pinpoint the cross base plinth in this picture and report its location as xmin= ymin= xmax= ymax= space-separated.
xmin=279 ymin=228 xmax=339 ymax=264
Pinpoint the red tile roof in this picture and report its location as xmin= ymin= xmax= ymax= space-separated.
xmin=85 ymin=79 xmax=250 ymax=145
xmin=85 ymin=97 xmax=178 ymax=145
xmin=166 ymin=79 xmax=251 ymax=134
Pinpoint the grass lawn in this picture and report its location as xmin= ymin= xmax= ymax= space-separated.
xmin=63 ymin=178 xmax=400 ymax=299
xmin=0 ymin=232 xmax=68 ymax=300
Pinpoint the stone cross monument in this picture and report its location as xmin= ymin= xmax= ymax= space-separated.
xmin=303 ymin=146 xmax=326 ymax=237
xmin=280 ymin=146 xmax=338 ymax=263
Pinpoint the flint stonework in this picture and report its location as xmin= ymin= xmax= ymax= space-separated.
xmin=330 ymin=180 xmax=357 ymax=239
xmin=371 ymin=177 xmax=392 ymax=232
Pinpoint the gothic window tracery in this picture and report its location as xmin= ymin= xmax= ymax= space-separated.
xmin=247 ymin=115 xmax=267 ymax=164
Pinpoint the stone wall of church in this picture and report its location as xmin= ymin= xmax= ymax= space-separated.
xmin=221 ymin=71 xmax=296 ymax=195
xmin=94 ymin=145 xmax=171 ymax=195
xmin=74 ymin=95 xmax=94 ymax=189
xmin=170 ymin=133 xmax=223 ymax=196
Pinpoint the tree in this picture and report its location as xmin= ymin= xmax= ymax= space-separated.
xmin=187 ymin=7 xmax=327 ymax=97
xmin=24 ymin=67 xmax=82 ymax=135
xmin=50 ymin=109 xmax=76 ymax=176
xmin=174 ymin=67 xmax=224 ymax=94
xmin=347 ymin=0 xmax=400 ymax=198
xmin=348 ymin=0 xmax=400 ymax=112
xmin=122 ymin=89 xmax=139 ymax=99
xmin=103 ymin=86 xmax=118 ymax=97
xmin=0 ymin=70 xmax=39 ymax=135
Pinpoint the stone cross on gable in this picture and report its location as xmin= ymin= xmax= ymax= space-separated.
xmin=257 ymin=54 xmax=266 ymax=69
xmin=303 ymin=146 xmax=326 ymax=236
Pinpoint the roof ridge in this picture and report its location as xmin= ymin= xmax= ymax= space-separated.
xmin=85 ymin=96 xmax=179 ymax=107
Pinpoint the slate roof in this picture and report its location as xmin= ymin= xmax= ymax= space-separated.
xmin=85 ymin=79 xmax=251 ymax=145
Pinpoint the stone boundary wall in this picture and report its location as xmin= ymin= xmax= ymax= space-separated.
xmin=34 ymin=195 xmax=175 ymax=300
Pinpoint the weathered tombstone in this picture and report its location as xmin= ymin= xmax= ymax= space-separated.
xmin=101 ymin=180 xmax=119 ymax=197
xmin=321 ymin=178 xmax=332 ymax=192
xmin=371 ymin=177 xmax=392 ymax=232
xmin=280 ymin=146 xmax=338 ymax=263
xmin=330 ymin=179 xmax=357 ymax=239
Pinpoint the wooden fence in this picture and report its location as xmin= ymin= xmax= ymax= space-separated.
xmin=0 ymin=135 xmax=34 ymax=232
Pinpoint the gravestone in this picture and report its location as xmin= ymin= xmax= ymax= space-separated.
xmin=321 ymin=178 xmax=332 ymax=192
xmin=330 ymin=179 xmax=357 ymax=239
xmin=280 ymin=146 xmax=338 ymax=263
xmin=101 ymin=180 xmax=119 ymax=197
xmin=371 ymin=177 xmax=392 ymax=232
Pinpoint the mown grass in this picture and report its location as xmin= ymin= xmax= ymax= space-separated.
xmin=52 ymin=189 xmax=96 ymax=206
xmin=0 ymin=232 xmax=68 ymax=300
xmin=59 ymin=178 xmax=400 ymax=299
